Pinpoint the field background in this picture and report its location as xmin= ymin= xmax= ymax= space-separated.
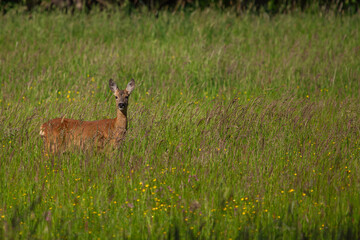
xmin=1 ymin=8 xmax=360 ymax=239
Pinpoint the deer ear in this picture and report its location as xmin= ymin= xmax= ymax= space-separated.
xmin=126 ymin=79 xmax=135 ymax=94
xmin=109 ymin=79 xmax=118 ymax=93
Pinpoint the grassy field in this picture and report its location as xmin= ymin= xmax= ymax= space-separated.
xmin=0 ymin=9 xmax=360 ymax=239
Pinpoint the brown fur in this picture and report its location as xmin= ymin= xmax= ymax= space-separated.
xmin=40 ymin=79 xmax=135 ymax=153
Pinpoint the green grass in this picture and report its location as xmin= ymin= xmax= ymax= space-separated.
xmin=0 ymin=9 xmax=360 ymax=239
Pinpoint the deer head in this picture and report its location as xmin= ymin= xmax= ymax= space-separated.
xmin=109 ymin=79 xmax=135 ymax=113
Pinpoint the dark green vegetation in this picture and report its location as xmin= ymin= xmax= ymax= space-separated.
xmin=2 ymin=0 xmax=359 ymax=14
xmin=0 ymin=10 xmax=360 ymax=239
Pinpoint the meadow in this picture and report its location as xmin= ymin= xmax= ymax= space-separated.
xmin=0 ymin=9 xmax=360 ymax=239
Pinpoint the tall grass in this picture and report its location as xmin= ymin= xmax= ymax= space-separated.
xmin=0 ymin=10 xmax=360 ymax=239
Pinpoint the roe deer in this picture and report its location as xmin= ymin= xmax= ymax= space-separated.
xmin=40 ymin=79 xmax=135 ymax=153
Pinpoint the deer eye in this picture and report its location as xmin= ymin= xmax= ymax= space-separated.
xmin=115 ymin=96 xmax=118 ymax=99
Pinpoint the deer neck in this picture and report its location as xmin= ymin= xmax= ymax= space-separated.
xmin=115 ymin=109 xmax=127 ymax=130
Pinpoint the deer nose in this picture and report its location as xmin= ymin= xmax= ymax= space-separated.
xmin=118 ymin=103 xmax=126 ymax=109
